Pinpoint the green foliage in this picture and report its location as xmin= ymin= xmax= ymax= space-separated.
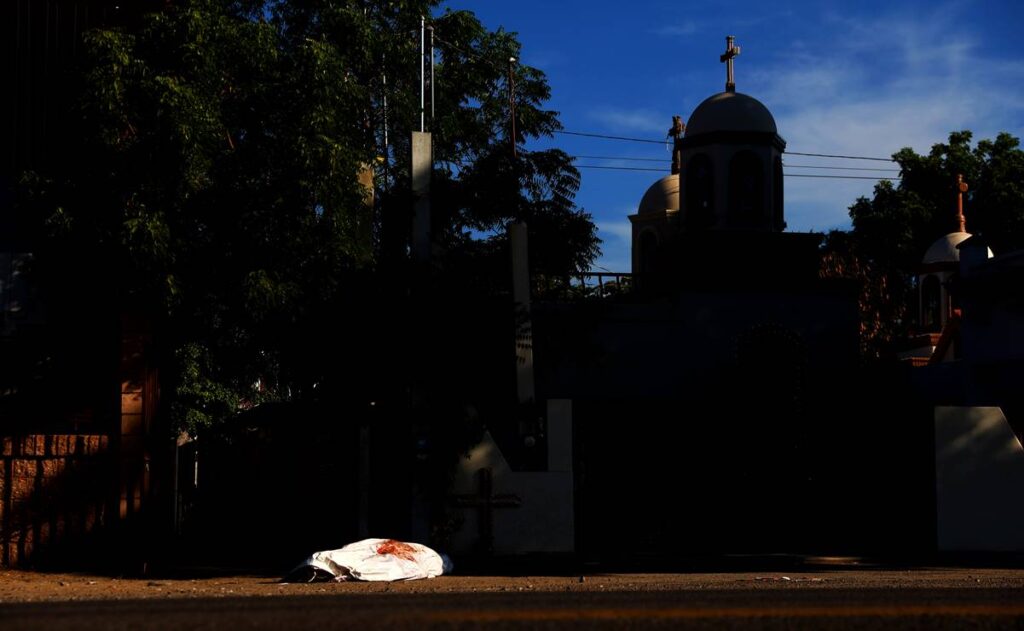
xmin=272 ymin=0 xmax=599 ymax=279
xmin=832 ymin=130 xmax=1024 ymax=356
xmin=850 ymin=131 xmax=1024 ymax=268
xmin=170 ymin=343 xmax=241 ymax=434
xmin=820 ymin=229 xmax=908 ymax=359
xmin=21 ymin=0 xmax=597 ymax=433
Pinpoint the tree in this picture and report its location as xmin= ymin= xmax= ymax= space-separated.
xmin=825 ymin=130 xmax=1024 ymax=357
xmin=19 ymin=0 xmax=378 ymax=432
xmin=850 ymin=131 xmax=1024 ymax=269
xmin=819 ymin=229 xmax=908 ymax=359
xmin=18 ymin=0 xmax=598 ymax=433
xmin=270 ymin=1 xmax=598 ymax=282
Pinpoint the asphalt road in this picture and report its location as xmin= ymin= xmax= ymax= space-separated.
xmin=2 ymin=568 xmax=1024 ymax=630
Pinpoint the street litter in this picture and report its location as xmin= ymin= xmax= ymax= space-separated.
xmin=754 ymin=576 xmax=824 ymax=582
xmin=282 ymin=538 xmax=453 ymax=582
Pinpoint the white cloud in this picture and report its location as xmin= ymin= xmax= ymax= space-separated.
xmin=597 ymin=219 xmax=633 ymax=243
xmin=588 ymin=108 xmax=669 ymax=134
xmin=742 ymin=5 xmax=1024 ymax=232
xmin=593 ymin=220 xmax=634 ymax=272
xmin=561 ymin=1 xmax=1024 ymax=269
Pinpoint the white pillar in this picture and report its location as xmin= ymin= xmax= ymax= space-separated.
xmin=411 ymin=131 xmax=432 ymax=263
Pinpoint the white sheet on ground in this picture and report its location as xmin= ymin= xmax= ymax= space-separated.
xmin=296 ymin=538 xmax=453 ymax=582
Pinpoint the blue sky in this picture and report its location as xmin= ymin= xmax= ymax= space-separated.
xmin=443 ymin=0 xmax=1024 ymax=272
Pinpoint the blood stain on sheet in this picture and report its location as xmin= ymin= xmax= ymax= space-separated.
xmin=376 ymin=540 xmax=417 ymax=561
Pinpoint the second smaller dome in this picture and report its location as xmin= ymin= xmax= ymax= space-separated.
xmin=638 ymin=174 xmax=680 ymax=215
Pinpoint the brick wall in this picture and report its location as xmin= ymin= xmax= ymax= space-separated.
xmin=1 ymin=434 xmax=115 ymax=567
xmin=0 ymin=313 xmax=159 ymax=569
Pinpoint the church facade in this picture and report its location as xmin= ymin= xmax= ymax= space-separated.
xmin=630 ymin=89 xmax=786 ymax=275
xmin=450 ymin=39 xmax=881 ymax=558
xmin=533 ymin=85 xmax=862 ymax=555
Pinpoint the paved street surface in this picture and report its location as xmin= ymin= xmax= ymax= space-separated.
xmin=2 ymin=564 xmax=1024 ymax=629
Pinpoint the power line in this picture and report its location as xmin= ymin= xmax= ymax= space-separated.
xmin=573 ymin=163 xmax=899 ymax=180
xmin=432 ymin=35 xmax=507 ymax=75
xmin=419 ymin=41 xmax=902 ymax=165
xmin=786 ymin=173 xmax=899 ymax=180
xmin=575 ymin=165 xmax=666 ymax=172
xmin=574 ymin=155 xmax=899 ymax=170
xmin=556 ymin=130 xmax=896 ymax=162
xmin=783 ymin=163 xmax=900 ymax=172
xmin=557 ymin=130 xmax=668 ymax=145
xmin=426 ymin=36 xmax=900 ymax=165
xmin=784 ymin=150 xmax=894 ymax=162
xmin=574 ymin=154 xmax=667 ymax=163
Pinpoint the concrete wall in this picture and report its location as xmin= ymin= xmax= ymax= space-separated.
xmin=935 ymin=406 xmax=1024 ymax=552
xmin=449 ymin=400 xmax=574 ymax=555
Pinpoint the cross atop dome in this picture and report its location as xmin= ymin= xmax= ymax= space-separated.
xmin=720 ymin=35 xmax=741 ymax=93
xmin=956 ymin=174 xmax=968 ymax=233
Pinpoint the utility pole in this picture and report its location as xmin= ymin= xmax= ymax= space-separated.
xmin=412 ymin=17 xmax=434 ymax=263
xmin=508 ymin=56 xmax=517 ymax=158
xmin=419 ymin=16 xmax=425 ymax=132
xmin=429 ymin=25 xmax=435 ymax=122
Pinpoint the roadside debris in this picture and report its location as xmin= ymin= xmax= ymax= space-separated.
xmin=282 ymin=538 xmax=453 ymax=583
xmin=754 ymin=576 xmax=824 ymax=582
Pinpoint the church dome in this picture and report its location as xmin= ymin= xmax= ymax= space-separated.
xmin=922 ymin=231 xmax=993 ymax=264
xmin=638 ymin=174 xmax=679 ymax=214
xmin=923 ymin=232 xmax=971 ymax=264
xmin=684 ymin=91 xmax=777 ymax=137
